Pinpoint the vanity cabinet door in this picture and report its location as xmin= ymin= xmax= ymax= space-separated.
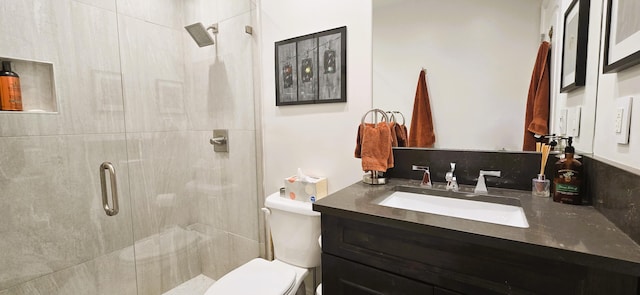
xmin=323 ymin=253 xmax=434 ymax=295
xmin=321 ymin=214 xmax=589 ymax=294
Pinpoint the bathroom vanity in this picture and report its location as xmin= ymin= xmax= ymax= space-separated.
xmin=313 ymin=179 xmax=640 ymax=295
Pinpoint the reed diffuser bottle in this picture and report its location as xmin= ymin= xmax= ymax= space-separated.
xmin=553 ymin=137 xmax=583 ymax=204
xmin=533 ymin=142 xmax=551 ymax=197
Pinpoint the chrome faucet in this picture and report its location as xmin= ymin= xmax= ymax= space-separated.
xmin=474 ymin=170 xmax=502 ymax=194
xmin=445 ymin=163 xmax=458 ymax=191
xmin=412 ymin=165 xmax=432 ymax=187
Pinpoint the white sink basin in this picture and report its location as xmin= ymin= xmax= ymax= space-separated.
xmin=377 ymin=191 xmax=529 ymax=228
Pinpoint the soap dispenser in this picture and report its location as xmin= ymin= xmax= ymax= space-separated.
xmin=0 ymin=60 xmax=23 ymax=111
xmin=552 ymin=137 xmax=583 ymax=204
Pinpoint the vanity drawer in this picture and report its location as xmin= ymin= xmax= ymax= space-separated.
xmin=323 ymin=253 xmax=435 ymax=295
xmin=322 ymin=214 xmax=599 ymax=295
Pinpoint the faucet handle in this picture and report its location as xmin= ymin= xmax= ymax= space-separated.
xmin=479 ymin=170 xmax=501 ymax=177
xmin=412 ymin=165 xmax=432 ymax=187
xmin=412 ymin=165 xmax=429 ymax=171
xmin=474 ymin=170 xmax=501 ymax=194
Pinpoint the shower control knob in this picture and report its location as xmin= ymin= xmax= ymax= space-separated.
xmin=210 ymin=136 xmax=227 ymax=145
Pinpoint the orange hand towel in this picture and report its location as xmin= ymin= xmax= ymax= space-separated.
xmin=408 ymin=70 xmax=436 ymax=147
xmin=523 ymin=41 xmax=550 ymax=151
xmin=356 ymin=122 xmax=394 ymax=172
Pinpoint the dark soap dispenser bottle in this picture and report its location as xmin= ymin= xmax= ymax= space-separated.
xmin=0 ymin=61 xmax=23 ymax=111
xmin=553 ymin=137 xmax=583 ymax=204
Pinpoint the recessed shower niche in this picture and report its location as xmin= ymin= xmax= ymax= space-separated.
xmin=0 ymin=57 xmax=58 ymax=113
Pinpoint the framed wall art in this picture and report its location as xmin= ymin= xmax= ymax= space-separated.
xmin=560 ymin=0 xmax=590 ymax=93
xmin=275 ymin=26 xmax=347 ymax=106
xmin=603 ymin=0 xmax=640 ymax=73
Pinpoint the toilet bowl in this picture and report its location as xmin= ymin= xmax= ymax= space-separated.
xmin=205 ymin=192 xmax=321 ymax=295
xmin=204 ymin=258 xmax=308 ymax=295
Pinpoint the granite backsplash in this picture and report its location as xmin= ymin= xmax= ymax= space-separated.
xmin=584 ymin=157 xmax=640 ymax=245
xmin=386 ymin=148 xmax=559 ymax=192
xmin=385 ymin=148 xmax=640 ymax=245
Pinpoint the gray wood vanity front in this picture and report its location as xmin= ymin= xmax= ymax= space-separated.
xmin=313 ymin=179 xmax=640 ymax=294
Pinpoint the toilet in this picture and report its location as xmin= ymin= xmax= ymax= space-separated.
xmin=205 ymin=192 xmax=321 ymax=295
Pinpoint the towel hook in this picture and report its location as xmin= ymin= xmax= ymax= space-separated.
xmin=361 ymin=108 xmax=389 ymax=124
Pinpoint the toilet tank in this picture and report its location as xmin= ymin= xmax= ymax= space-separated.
xmin=265 ymin=193 xmax=321 ymax=268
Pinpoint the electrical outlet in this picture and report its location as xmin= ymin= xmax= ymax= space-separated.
xmin=616 ymin=96 xmax=633 ymax=144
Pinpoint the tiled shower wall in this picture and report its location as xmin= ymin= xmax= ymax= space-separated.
xmin=0 ymin=0 xmax=260 ymax=294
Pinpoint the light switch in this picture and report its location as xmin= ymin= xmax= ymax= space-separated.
xmin=615 ymin=108 xmax=623 ymax=133
xmin=559 ymin=108 xmax=568 ymax=135
xmin=616 ymin=96 xmax=633 ymax=144
xmin=567 ymin=107 xmax=581 ymax=137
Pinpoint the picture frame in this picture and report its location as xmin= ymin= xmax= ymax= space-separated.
xmin=603 ymin=0 xmax=640 ymax=73
xmin=560 ymin=0 xmax=590 ymax=93
xmin=275 ymin=26 xmax=347 ymax=106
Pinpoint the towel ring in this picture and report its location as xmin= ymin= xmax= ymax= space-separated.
xmin=361 ymin=108 xmax=389 ymax=124
xmin=385 ymin=111 xmax=397 ymax=124
xmin=392 ymin=111 xmax=406 ymax=125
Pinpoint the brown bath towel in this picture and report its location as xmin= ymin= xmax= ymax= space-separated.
xmin=389 ymin=122 xmax=398 ymax=147
xmin=523 ymin=41 xmax=550 ymax=151
xmin=354 ymin=122 xmax=394 ymax=172
xmin=395 ymin=123 xmax=408 ymax=147
xmin=408 ymin=70 xmax=436 ymax=147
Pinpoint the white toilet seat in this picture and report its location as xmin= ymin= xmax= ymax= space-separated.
xmin=204 ymin=258 xmax=302 ymax=295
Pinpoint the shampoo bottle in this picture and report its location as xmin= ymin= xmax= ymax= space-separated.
xmin=553 ymin=137 xmax=583 ymax=204
xmin=0 ymin=61 xmax=23 ymax=111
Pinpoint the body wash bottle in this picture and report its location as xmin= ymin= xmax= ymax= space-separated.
xmin=0 ymin=61 xmax=23 ymax=111
xmin=553 ymin=137 xmax=583 ymax=204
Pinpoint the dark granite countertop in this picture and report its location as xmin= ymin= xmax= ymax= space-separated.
xmin=313 ymin=179 xmax=640 ymax=276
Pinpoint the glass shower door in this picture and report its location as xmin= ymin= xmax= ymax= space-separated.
xmin=0 ymin=0 xmax=261 ymax=294
xmin=0 ymin=1 xmax=137 ymax=294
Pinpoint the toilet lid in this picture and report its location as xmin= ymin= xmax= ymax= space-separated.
xmin=205 ymin=258 xmax=297 ymax=295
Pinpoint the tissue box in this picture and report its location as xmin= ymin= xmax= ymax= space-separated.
xmin=284 ymin=175 xmax=327 ymax=203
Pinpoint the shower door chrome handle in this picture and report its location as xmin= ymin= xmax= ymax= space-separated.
xmin=100 ymin=162 xmax=119 ymax=216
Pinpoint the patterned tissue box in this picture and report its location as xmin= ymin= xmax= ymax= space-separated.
xmin=283 ymin=175 xmax=327 ymax=203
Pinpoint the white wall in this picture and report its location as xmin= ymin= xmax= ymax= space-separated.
xmin=544 ymin=0 xmax=601 ymax=154
xmin=545 ymin=0 xmax=640 ymax=170
xmin=258 ymin=0 xmax=372 ymax=195
xmin=257 ymin=0 xmax=640 ymax=198
xmin=541 ymin=0 xmax=563 ymax=142
xmin=373 ymin=0 xmax=541 ymax=151
xmin=593 ymin=3 xmax=640 ymax=169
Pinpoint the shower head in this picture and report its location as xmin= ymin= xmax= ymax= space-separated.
xmin=184 ymin=22 xmax=217 ymax=47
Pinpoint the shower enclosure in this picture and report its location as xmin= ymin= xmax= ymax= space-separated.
xmin=0 ymin=0 xmax=261 ymax=294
